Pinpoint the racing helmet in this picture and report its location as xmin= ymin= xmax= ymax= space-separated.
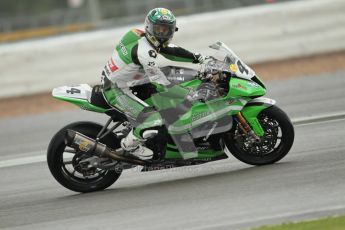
xmin=145 ymin=8 xmax=177 ymax=48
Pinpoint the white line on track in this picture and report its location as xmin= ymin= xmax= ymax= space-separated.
xmin=0 ymin=154 xmax=46 ymax=169
xmin=0 ymin=112 xmax=344 ymax=169
xmin=295 ymin=117 xmax=345 ymax=127
xmin=291 ymin=111 xmax=345 ymax=125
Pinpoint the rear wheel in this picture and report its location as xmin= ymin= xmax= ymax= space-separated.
xmin=225 ymin=105 xmax=294 ymax=165
xmin=47 ymin=122 xmax=122 ymax=193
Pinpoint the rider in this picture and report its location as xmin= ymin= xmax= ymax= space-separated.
xmin=101 ymin=8 xmax=205 ymax=160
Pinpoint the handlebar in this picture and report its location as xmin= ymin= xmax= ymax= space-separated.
xmin=198 ymin=56 xmax=232 ymax=82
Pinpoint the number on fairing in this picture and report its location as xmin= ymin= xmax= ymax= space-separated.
xmin=66 ymin=88 xmax=81 ymax=94
xmin=237 ymin=60 xmax=249 ymax=75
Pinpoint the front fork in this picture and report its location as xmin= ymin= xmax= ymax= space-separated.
xmin=236 ymin=112 xmax=262 ymax=144
xmin=240 ymin=99 xmax=275 ymax=138
xmin=234 ymin=97 xmax=277 ymax=143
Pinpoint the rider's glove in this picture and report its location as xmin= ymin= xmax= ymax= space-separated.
xmin=193 ymin=53 xmax=206 ymax=64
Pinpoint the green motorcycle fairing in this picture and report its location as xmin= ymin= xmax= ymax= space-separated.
xmin=51 ymin=40 xmax=282 ymax=161
xmin=229 ymin=77 xmax=266 ymax=98
xmin=140 ymin=75 xmax=274 ymax=159
xmin=148 ymin=78 xmax=244 ymax=135
xmin=152 ymin=75 xmax=270 ymax=138
xmin=52 ymin=74 xmax=275 ymax=160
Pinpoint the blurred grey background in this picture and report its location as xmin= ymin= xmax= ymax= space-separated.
xmin=0 ymin=0 xmax=293 ymax=39
xmin=1 ymin=0 xmax=344 ymax=99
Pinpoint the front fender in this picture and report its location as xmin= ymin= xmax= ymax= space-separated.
xmin=241 ymin=97 xmax=276 ymax=136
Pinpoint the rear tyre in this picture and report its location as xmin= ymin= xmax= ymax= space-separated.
xmin=225 ymin=105 xmax=294 ymax=165
xmin=47 ymin=122 xmax=122 ymax=193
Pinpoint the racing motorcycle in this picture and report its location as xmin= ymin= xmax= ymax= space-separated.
xmin=47 ymin=42 xmax=294 ymax=193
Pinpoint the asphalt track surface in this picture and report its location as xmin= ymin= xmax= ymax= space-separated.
xmin=0 ymin=71 xmax=344 ymax=230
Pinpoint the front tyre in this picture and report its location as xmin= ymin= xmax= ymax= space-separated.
xmin=225 ymin=105 xmax=294 ymax=165
xmin=47 ymin=122 xmax=122 ymax=193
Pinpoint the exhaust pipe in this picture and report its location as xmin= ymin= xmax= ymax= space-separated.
xmin=65 ymin=129 xmax=146 ymax=165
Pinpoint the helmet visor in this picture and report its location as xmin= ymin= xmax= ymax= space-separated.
xmin=152 ymin=23 xmax=175 ymax=40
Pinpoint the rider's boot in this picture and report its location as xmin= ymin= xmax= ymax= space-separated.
xmin=120 ymin=129 xmax=153 ymax=160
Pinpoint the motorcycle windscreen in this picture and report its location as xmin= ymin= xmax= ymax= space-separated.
xmin=209 ymin=41 xmax=256 ymax=80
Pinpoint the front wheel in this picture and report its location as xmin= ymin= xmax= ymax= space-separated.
xmin=225 ymin=105 xmax=294 ymax=165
